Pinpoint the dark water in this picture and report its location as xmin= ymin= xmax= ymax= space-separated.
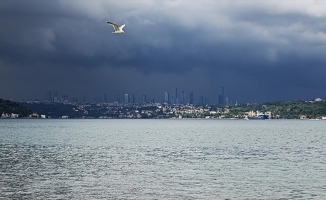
xmin=1 ymin=119 xmax=326 ymax=199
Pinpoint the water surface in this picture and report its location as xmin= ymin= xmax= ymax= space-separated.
xmin=1 ymin=119 xmax=326 ymax=199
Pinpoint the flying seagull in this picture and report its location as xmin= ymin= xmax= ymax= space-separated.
xmin=106 ymin=21 xmax=125 ymax=34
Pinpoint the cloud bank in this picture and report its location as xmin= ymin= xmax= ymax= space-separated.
xmin=1 ymin=0 xmax=326 ymax=103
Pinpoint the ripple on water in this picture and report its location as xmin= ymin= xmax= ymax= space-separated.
xmin=1 ymin=119 xmax=326 ymax=199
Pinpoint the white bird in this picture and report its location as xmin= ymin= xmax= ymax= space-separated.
xmin=106 ymin=21 xmax=125 ymax=34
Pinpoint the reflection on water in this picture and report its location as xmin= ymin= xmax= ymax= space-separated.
xmin=1 ymin=119 xmax=326 ymax=199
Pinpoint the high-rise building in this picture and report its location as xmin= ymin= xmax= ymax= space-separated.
xmin=199 ymin=96 xmax=204 ymax=106
xmin=102 ymin=93 xmax=107 ymax=103
xmin=61 ymin=95 xmax=68 ymax=103
xmin=142 ymin=95 xmax=147 ymax=103
xmin=218 ymin=86 xmax=225 ymax=105
xmin=181 ymin=91 xmax=185 ymax=104
xmin=117 ymin=95 xmax=120 ymax=103
xmin=205 ymin=97 xmax=209 ymax=105
xmin=53 ymin=91 xmax=58 ymax=102
xmin=53 ymin=96 xmax=58 ymax=102
xmin=130 ymin=94 xmax=135 ymax=104
xmin=189 ymin=92 xmax=194 ymax=104
xmin=171 ymin=87 xmax=178 ymax=104
xmin=82 ymin=96 xmax=86 ymax=103
xmin=164 ymin=92 xmax=169 ymax=104
xmin=124 ymin=94 xmax=129 ymax=104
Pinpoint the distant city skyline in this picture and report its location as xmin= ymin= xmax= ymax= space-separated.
xmin=28 ymin=87 xmax=231 ymax=105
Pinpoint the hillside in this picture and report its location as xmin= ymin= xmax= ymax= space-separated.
xmin=224 ymin=99 xmax=326 ymax=119
xmin=0 ymin=98 xmax=33 ymax=118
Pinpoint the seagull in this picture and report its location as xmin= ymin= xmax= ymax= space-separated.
xmin=106 ymin=21 xmax=125 ymax=34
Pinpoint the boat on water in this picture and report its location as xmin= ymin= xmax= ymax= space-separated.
xmin=247 ymin=114 xmax=269 ymax=120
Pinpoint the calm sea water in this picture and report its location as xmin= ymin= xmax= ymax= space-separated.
xmin=1 ymin=119 xmax=326 ymax=199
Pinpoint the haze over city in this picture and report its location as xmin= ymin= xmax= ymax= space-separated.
xmin=1 ymin=1 xmax=326 ymax=103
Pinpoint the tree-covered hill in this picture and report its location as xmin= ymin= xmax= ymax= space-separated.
xmin=0 ymin=98 xmax=33 ymax=117
xmin=226 ymin=100 xmax=326 ymax=119
xmin=20 ymin=102 xmax=86 ymax=118
xmin=264 ymin=100 xmax=326 ymax=119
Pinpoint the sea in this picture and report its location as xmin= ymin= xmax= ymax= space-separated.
xmin=1 ymin=119 xmax=326 ymax=199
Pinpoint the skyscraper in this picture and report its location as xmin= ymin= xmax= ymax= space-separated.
xmin=189 ymin=92 xmax=194 ymax=105
xmin=199 ymin=96 xmax=204 ymax=106
xmin=181 ymin=91 xmax=185 ymax=104
xmin=130 ymin=94 xmax=135 ymax=104
xmin=142 ymin=95 xmax=147 ymax=103
xmin=61 ymin=95 xmax=68 ymax=103
xmin=117 ymin=95 xmax=120 ymax=103
xmin=102 ymin=93 xmax=107 ymax=103
xmin=164 ymin=92 xmax=169 ymax=104
xmin=218 ymin=86 xmax=225 ymax=105
xmin=205 ymin=97 xmax=209 ymax=105
xmin=171 ymin=87 xmax=178 ymax=104
xmin=124 ymin=94 xmax=129 ymax=104
xmin=53 ymin=91 xmax=58 ymax=102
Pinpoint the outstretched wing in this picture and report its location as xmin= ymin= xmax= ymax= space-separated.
xmin=106 ymin=21 xmax=119 ymax=31
xmin=119 ymin=24 xmax=125 ymax=31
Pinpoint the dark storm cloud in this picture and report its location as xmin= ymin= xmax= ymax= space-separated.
xmin=1 ymin=0 xmax=326 ymax=103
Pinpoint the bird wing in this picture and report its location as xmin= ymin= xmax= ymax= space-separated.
xmin=119 ymin=24 xmax=125 ymax=31
xmin=107 ymin=21 xmax=119 ymax=31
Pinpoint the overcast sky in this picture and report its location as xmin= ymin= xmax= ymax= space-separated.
xmin=1 ymin=0 xmax=326 ymax=103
